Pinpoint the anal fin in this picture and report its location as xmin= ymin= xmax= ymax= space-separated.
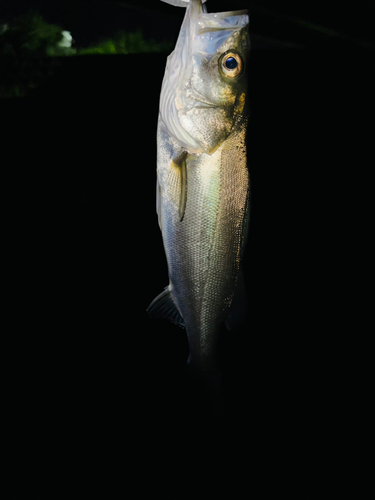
xmin=147 ymin=286 xmax=185 ymax=328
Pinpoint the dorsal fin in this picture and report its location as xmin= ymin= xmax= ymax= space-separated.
xmin=147 ymin=286 xmax=185 ymax=328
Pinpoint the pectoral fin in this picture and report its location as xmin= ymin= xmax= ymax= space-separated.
xmin=171 ymin=152 xmax=188 ymax=222
xmin=179 ymin=157 xmax=187 ymax=221
xmin=156 ymin=177 xmax=162 ymax=229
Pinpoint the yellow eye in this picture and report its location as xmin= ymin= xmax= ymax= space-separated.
xmin=220 ymin=52 xmax=243 ymax=78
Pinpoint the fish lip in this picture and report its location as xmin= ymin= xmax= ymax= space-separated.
xmin=200 ymin=9 xmax=249 ymax=19
xmin=196 ymin=9 xmax=250 ymax=35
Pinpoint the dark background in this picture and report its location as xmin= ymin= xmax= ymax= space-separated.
xmin=1 ymin=0 xmax=374 ymax=498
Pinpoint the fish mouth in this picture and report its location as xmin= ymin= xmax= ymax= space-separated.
xmin=200 ymin=9 xmax=249 ymax=19
xmin=197 ymin=10 xmax=250 ymax=35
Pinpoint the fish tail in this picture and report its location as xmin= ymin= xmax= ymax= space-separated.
xmin=185 ymin=359 xmax=224 ymax=417
xmin=160 ymin=0 xmax=207 ymax=7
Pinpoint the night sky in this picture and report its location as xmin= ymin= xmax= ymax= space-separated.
xmin=1 ymin=0 xmax=374 ymax=49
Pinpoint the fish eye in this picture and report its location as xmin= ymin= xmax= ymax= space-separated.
xmin=220 ymin=52 xmax=243 ymax=78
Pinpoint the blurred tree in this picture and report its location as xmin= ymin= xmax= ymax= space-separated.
xmin=76 ymin=30 xmax=172 ymax=55
xmin=0 ymin=11 xmax=171 ymax=97
xmin=0 ymin=11 xmax=66 ymax=97
xmin=0 ymin=11 xmax=70 ymax=58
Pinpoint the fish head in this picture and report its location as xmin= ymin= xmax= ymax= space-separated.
xmin=160 ymin=0 xmax=250 ymax=155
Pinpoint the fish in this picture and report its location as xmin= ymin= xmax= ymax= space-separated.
xmin=147 ymin=0 xmax=250 ymax=380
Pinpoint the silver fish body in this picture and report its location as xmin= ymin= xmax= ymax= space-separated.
xmin=148 ymin=0 xmax=250 ymax=373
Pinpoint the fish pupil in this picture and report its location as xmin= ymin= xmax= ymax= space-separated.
xmin=225 ymin=57 xmax=238 ymax=69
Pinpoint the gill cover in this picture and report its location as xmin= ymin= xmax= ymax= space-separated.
xmin=159 ymin=0 xmax=250 ymax=155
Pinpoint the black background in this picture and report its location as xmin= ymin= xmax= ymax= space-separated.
xmin=1 ymin=1 xmax=374 ymax=498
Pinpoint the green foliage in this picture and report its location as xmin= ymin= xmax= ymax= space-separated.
xmin=0 ymin=11 xmax=172 ymax=59
xmin=0 ymin=11 xmax=172 ymax=97
xmin=77 ymin=30 xmax=173 ymax=56
xmin=0 ymin=11 xmax=65 ymax=57
xmin=0 ymin=11 xmax=64 ymax=97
